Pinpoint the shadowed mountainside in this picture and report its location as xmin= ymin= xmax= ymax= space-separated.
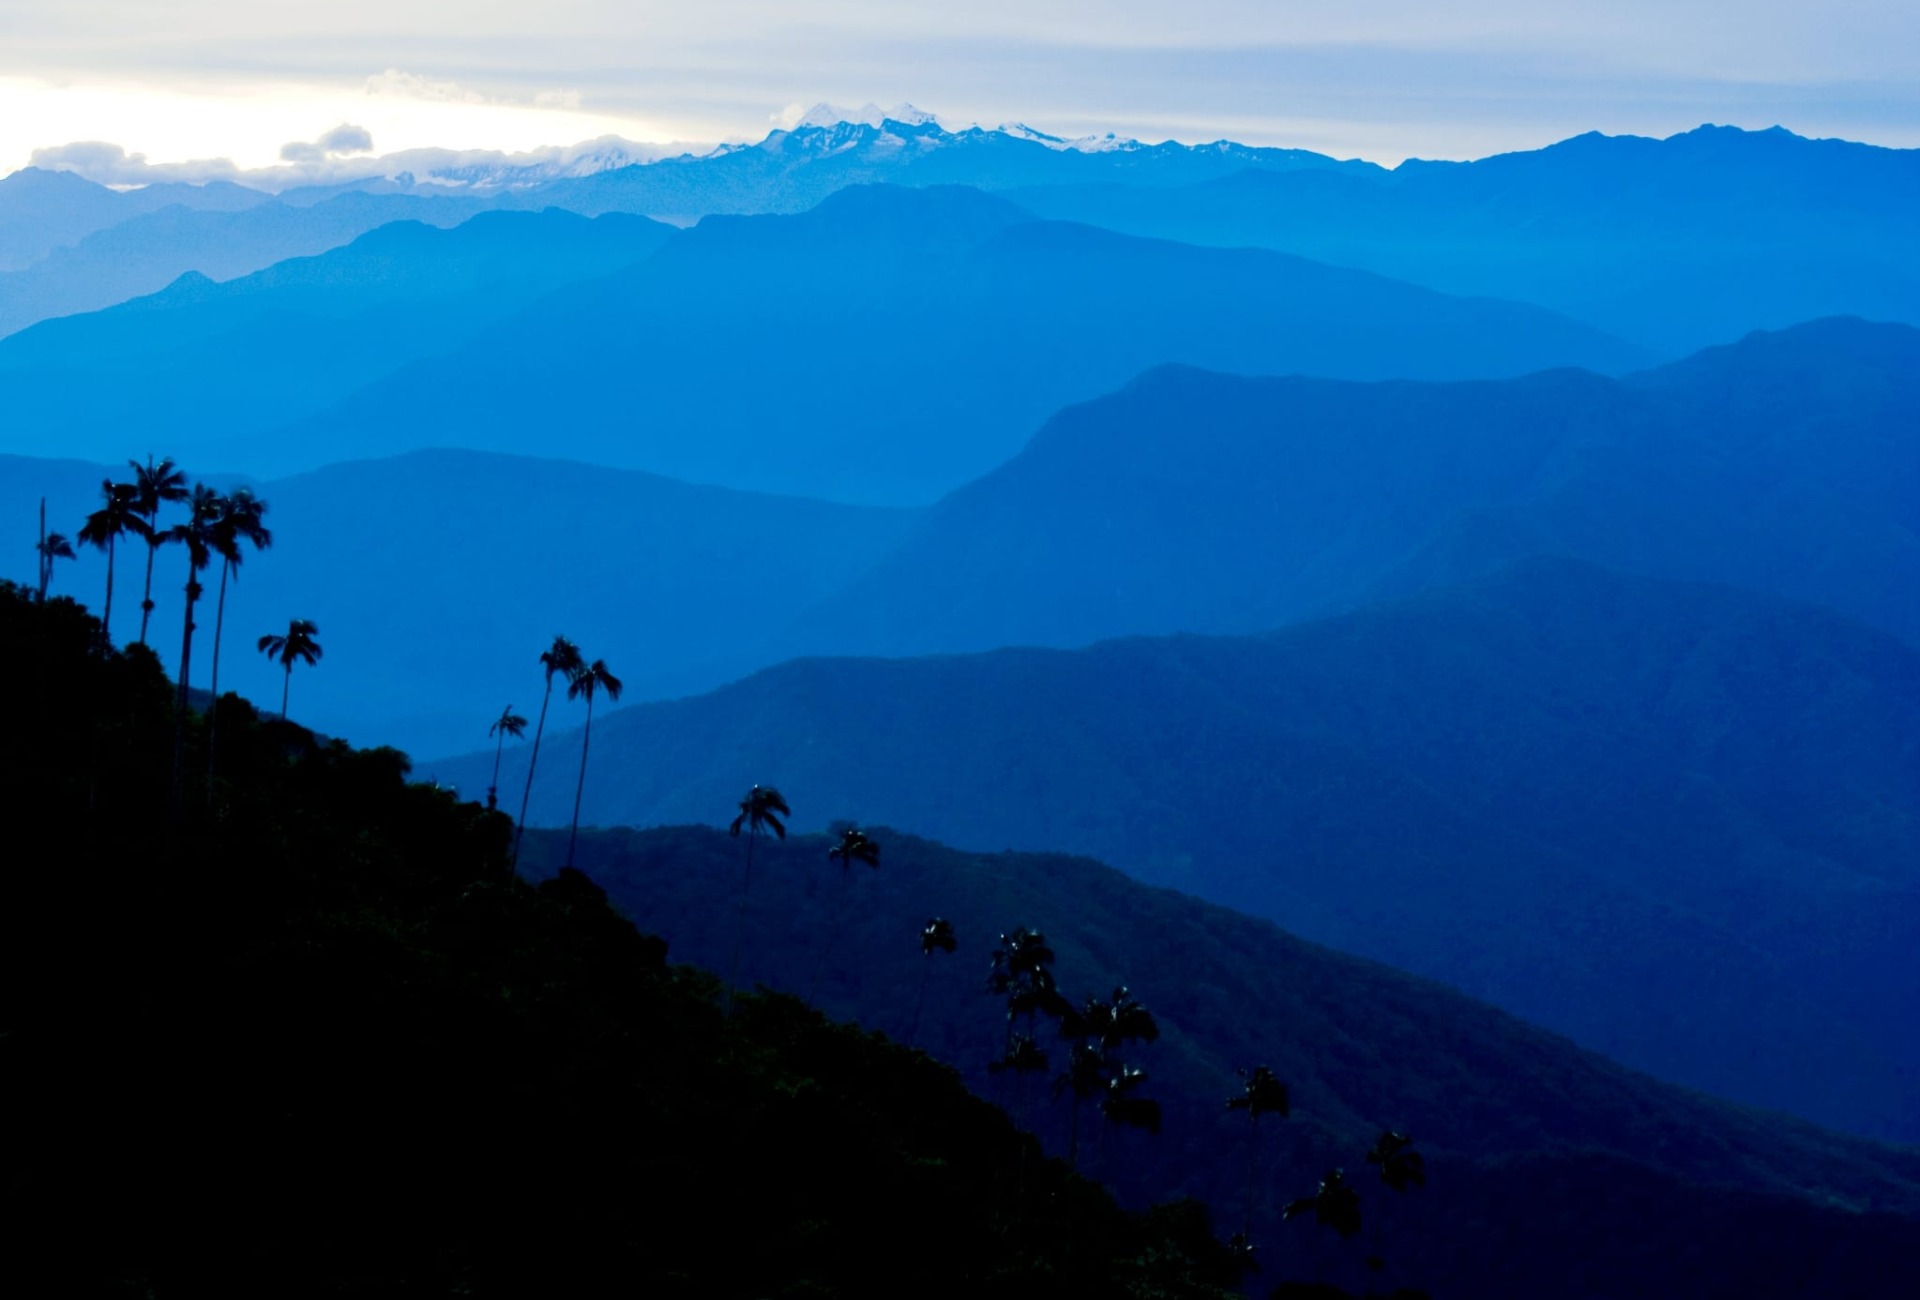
xmin=446 ymin=559 xmax=1920 ymax=1146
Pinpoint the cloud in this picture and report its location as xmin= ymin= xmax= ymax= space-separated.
xmin=29 ymin=140 xmax=241 ymax=185
xmin=280 ymin=122 xmax=375 ymax=162
xmin=363 ymin=68 xmax=484 ymax=103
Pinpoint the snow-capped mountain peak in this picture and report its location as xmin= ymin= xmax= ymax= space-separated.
xmin=793 ymin=102 xmax=944 ymax=130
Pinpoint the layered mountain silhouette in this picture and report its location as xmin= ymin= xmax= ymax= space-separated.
xmin=3 ymin=449 xmax=912 ymax=759
xmin=0 ymin=188 xmax=494 ymax=337
xmin=775 ymin=317 xmax=1920 ymax=657
xmin=532 ymin=822 xmax=1920 ymax=1298
xmin=448 ymin=560 xmax=1920 ymax=1146
xmin=248 ymin=185 xmax=1644 ymax=500
xmin=0 ymin=210 xmax=676 ymax=459
xmin=0 ymin=165 xmax=272 ymax=271
xmin=1012 ymin=125 xmax=1920 ymax=353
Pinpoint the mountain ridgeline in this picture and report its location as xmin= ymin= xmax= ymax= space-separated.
xmin=452 ymin=559 xmax=1920 ymax=1148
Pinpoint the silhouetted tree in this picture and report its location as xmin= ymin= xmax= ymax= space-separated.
xmin=34 ymin=511 xmax=74 ymax=603
xmin=1363 ymin=1130 xmax=1425 ymax=1280
xmin=78 ymin=480 xmax=146 ymax=646
xmin=165 ymin=484 xmax=220 ymax=712
xmin=726 ymin=784 xmax=790 ymax=1011
xmin=564 ymin=658 xmax=622 ymax=868
xmin=129 ymin=455 xmax=188 ymax=646
xmin=1285 ymin=1167 xmax=1363 ymax=1285
xmin=256 ymin=618 xmax=322 ymax=720
xmin=988 ymin=927 xmax=1071 ymax=1047
xmin=513 ymin=635 xmax=582 ymax=867
xmin=1100 ymin=1062 xmax=1162 ymax=1164
xmin=813 ymin=827 xmax=881 ymax=994
xmin=486 ymin=705 xmax=528 ymax=811
xmin=907 ymin=916 xmax=957 ymax=1044
xmin=203 ymin=488 xmax=270 ymax=789
xmin=991 ymin=1032 xmax=1052 ymax=1129
xmin=1228 ymin=1066 xmax=1291 ymax=1245
xmin=1054 ymin=1040 xmax=1107 ymax=1169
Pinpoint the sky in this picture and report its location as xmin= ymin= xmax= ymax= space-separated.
xmin=2 ymin=0 xmax=1917 ymax=181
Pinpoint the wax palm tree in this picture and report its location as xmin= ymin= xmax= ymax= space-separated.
xmin=1363 ymin=1130 xmax=1425 ymax=1279
xmin=1284 ymin=1167 xmax=1363 ymax=1241
xmin=34 ymin=528 xmax=74 ymax=603
xmin=512 ymin=635 xmax=583 ymax=867
xmin=1100 ymin=1064 xmax=1162 ymax=1144
xmin=563 ymin=658 xmax=622 ymax=868
xmin=1053 ymin=1040 xmax=1108 ymax=1169
xmin=812 ymin=827 xmax=881 ymax=994
xmin=129 ymin=455 xmax=188 ymax=646
xmin=1078 ymin=985 xmax=1160 ymax=1058
xmin=256 ymin=618 xmax=322 ymax=719
xmin=987 ymin=927 xmax=1071 ymax=1042
xmin=990 ymin=1032 xmax=1052 ymax=1130
xmin=203 ymin=489 xmax=271 ymax=790
xmin=165 ymin=484 xmax=220 ymax=711
xmin=906 ymin=916 xmax=957 ymax=1044
xmin=726 ymin=784 xmax=790 ymax=1011
xmin=78 ymin=480 xmax=146 ymax=648
xmin=1228 ymin=1066 xmax=1291 ymax=1245
xmin=486 ymin=706 xmax=528 ymax=811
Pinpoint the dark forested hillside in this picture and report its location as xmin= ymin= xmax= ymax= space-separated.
xmin=0 ymin=586 xmax=1251 ymax=1299
xmin=454 ymin=559 xmax=1920 ymax=1146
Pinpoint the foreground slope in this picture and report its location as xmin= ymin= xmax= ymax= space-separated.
xmin=778 ymin=317 xmax=1920 ymax=655
xmin=532 ymin=820 xmax=1920 ymax=1297
xmin=253 ymin=184 xmax=1644 ymax=500
xmin=0 ymin=586 xmax=1247 ymax=1299
xmin=454 ymin=560 xmax=1920 ymax=1145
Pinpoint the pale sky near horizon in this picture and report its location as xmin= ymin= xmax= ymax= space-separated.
xmin=2 ymin=0 xmax=1916 ymax=180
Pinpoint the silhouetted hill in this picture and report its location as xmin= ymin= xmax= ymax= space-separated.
xmin=0 ymin=210 xmax=677 ymax=462
xmin=527 ymin=820 xmax=1920 ymax=1298
xmin=250 ymin=184 xmax=1645 ymax=500
xmin=3 ymin=448 xmax=914 ymax=759
xmin=0 ymin=585 xmax=1249 ymax=1299
xmin=0 ymin=188 xmax=495 ymax=337
xmin=777 ymin=318 xmax=1920 ymax=653
xmin=443 ymin=560 xmax=1920 ymax=1146
xmin=1013 ymin=125 xmax=1920 ymax=352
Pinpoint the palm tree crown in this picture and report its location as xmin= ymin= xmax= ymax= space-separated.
xmin=1228 ymin=1066 xmax=1290 ymax=1122
xmin=511 ymin=634 xmax=585 ymax=868
xmin=490 ymin=707 xmax=529 ymax=742
xmin=563 ymin=658 xmax=623 ymax=867
xmin=78 ymin=480 xmax=147 ymax=646
xmin=730 ymin=784 xmax=791 ymax=839
xmin=35 ymin=531 xmax=75 ymax=601
xmin=827 ymin=826 xmax=880 ymax=873
xmin=1366 ymin=1130 xmax=1425 ymax=1193
xmin=920 ymin=917 xmax=958 ymax=956
xmin=128 ymin=455 xmax=188 ymax=646
xmin=257 ymin=618 xmax=323 ymax=720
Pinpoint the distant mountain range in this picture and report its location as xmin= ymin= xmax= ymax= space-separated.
xmin=1011 ymin=124 xmax=1920 ymax=353
xmin=240 ymin=184 xmax=1645 ymax=500
xmin=0 ymin=209 xmax=676 ymax=453
xmin=529 ymin=821 xmax=1920 ymax=1298
xmin=444 ymin=559 xmax=1920 ymax=1147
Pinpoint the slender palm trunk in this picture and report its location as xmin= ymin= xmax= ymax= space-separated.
xmin=511 ymin=675 xmax=556 ymax=868
xmin=1243 ymin=1112 xmax=1260 ymax=1243
xmin=138 ymin=531 xmax=159 ymax=646
xmin=170 ymin=568 xmax=200 ymax=817
xmin=100 ymin=534 xmax=116 ymax=650
xmin=726 ymin=827 xmax=759 ymax=1013
xmin=566 ymin=694 xmax=595 ymax=867
xmin=204 ymin=561 xmax=231 ymax=791
xmin=281 ymin=664 xmax=291 ymax=720
xmin=488 ymin=732 xmax=506 ymax=810
xmin=907 ymin=955 xmax=932 ymax=1044
xmin=36 ymin=498 xmax=47 ymax=601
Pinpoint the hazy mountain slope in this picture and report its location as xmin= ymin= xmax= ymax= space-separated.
xmin=778 ymin=318 xmax=1920 ymax=656
xmin=0 ymin=189 xmax=494 ymax=337
xmin=527 ymin=821 xmax=1920 ymax=1297
xmin=1012 ymin=125 xmax=1920 ymax=352
xmin=0 ymin=166 xmax=271 ymax=271
xmin=0 ymin=210 xmax=677 ymax=462
xmin=442 ymin=561 xmax=1920 ymax=1144
xmin=4 ymin=449 xmax=912 ymax=760
xmin=252 ymin=184 xmax=1644 ymax=502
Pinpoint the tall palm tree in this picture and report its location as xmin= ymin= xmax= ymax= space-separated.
xmin=987 ymin=927 xmax=1070 ymax=1047
xmin=203 ymin=489 xmax=271 ymax=790
xmin=1099 ymin=1063 xmax=1162 ymax=1165
xmin=34 ymin=527 xmax=74 ymax=603
xmin=512 ymin=635 xmax=583 ymax=867
xmin=812 ymin=827 xmax=881 ymax=994
xmin=78 ymin=480 xmax=147 ymax=648
xmin=1284 ymin=1167 xmax=1364 ymax=1283
xmin=256 ymin=618 xmax=322 ymax=719
xmin=165 ymin=484 xmax=220 ymax=711
xmin=907 ymin=917 xmax=957 ymax=1045
xmin=486 ymin=706 xmax=528 ymax=810
xmin=563 ymin=658 xmax=622 ymax=868
xmin=1053 ymin=1041 xmax=1107 ymax=1169
xmin=129 ymin=456 xmax=188 ymax=647
xmin=726 ymin=784 xmax=790 ymax=1012
xmin=1228 ymin=1066 xmax=1292 ymax=1245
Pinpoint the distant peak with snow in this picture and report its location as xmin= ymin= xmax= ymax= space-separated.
xmin=790 ymin=102 xmax=944 ymax=130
